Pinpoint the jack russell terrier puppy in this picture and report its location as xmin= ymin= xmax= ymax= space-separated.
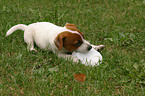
xmin=6 ymin=22 xmax=104 ymax=61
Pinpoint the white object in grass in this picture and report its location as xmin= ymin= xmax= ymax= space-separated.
xmin=72 ymin=48 xmax=102 ymax=67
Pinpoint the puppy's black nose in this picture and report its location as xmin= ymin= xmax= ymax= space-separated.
xmin=87 ymin=45 xmax=92 ymax=51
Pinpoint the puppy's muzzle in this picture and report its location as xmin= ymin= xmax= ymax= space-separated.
xmin=87 ymin=45 xmax=92 ymax=51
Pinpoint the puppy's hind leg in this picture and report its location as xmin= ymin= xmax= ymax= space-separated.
xmin=24 ymin=29 xmax=37 ymax=52
xmin=28 ymin=42 xmax=37 ymax=52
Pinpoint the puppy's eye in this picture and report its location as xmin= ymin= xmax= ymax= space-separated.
xmin=74 ymin=40 xmax=81 ymax=46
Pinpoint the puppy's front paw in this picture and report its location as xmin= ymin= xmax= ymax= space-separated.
xmin=97 ymin=45 xmax=105 ymax=51
xmin=93 ymin=45 xmax=105 ymax=51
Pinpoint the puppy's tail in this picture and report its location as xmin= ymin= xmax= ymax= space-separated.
xmin=6 ymin=24 xmax=28 ymax=37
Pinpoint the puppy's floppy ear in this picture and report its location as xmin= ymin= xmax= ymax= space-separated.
xmin=54 ymin=33 xmax=66 ymax=50
xmin=65 ymin=23 xmax=84 ymax=37
xmin=65 ymin=23 xmax=77 ymax=27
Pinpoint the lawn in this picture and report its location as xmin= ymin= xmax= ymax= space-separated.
xmin=0 ymin=0 xmax=145 ymax=95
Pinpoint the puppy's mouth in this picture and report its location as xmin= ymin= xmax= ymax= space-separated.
xmin=66 ymin=52 xmax=72 ymax=55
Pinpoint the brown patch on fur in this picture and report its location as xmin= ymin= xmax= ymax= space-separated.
xmin=64 ymin=23 xmax=84 ymax=37
xmin=54 ymin=31 xmax=83 ymax=52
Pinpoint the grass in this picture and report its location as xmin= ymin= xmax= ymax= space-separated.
xmin=0 ymin=0 xmax=145 ymax=95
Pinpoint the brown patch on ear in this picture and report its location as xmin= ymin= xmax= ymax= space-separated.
xmin=65 ymin=23 xmax=84 ymax=37
xmin=54 ymin=34 xmax=65 ymax=50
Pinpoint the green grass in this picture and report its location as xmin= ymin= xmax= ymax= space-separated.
xmin=0 ymin=0 xmax=145 ymax=95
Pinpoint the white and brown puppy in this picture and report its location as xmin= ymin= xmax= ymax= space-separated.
xmin=6 ymin=22 xmax=104 ymax=59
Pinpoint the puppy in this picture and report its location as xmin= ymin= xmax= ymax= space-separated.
xmin=6 ymin=22 xmax=104 ymax=60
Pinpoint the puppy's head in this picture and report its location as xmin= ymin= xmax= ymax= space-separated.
xmin=54 ymin=23 xmax=92 ymax=53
